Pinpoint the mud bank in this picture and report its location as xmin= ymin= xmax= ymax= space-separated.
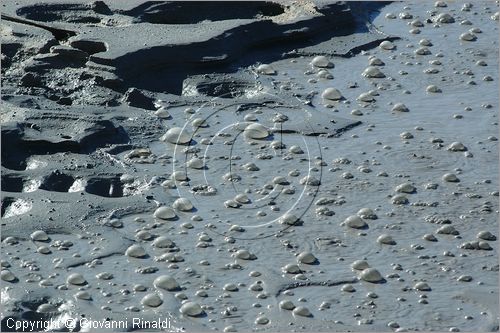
xmin=1 ymin=1 xmax=499 ymax=332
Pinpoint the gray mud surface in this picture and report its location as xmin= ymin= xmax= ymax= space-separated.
xmin=1 ymin=1 xmax=499 ymax=332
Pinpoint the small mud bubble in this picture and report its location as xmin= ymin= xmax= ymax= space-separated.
xmin=191 ymin=118 xmax=207 ymax=128
xmin=37 ymin=246 xmax=51 ymax=254
xmin=200 ymin=138 xmax=211 ymax=144
xmin=67 ymin=273 xmax=86 ymax=285
xmin=154 ymin=206 xmax=176 ymax=220
xmin=426 ymin=85 xmax=441 ymax=93
xmin=423 ymin=234 xmax=438 ymax=242
xmin=244 ymin=114 xmax=259 ymax=123
xmin=96 ymin=272 xmax=113 ymax=280
xmin=457 ymin=275 xmax=473 ymax=282
xmin=244 ymin=123 xmax=269 ymax=139
xmin=478 ymin=241 xmax=492 ymax=250
xmin=235 ymin=249 xmax=252 ymax=260
xmin=172 ymin=171 xmax=188 ymax=181
xmin=187 ymin=157 xmax=204 ymax=169
xmin=154 ymin=275 xmax=179 ymax=291
xmin=235 ymin=194 xmax=250 ymax=204
xmin=435 ymin=13 xmax=455 ymax=23
xmin=300 ymin=175 xmax=320 ymax=186
xmin=341 ymin=284 xmax=356 ymax=292
xmin=282 ymin=263 xmax=301 ymax=274
xmin=399 ymin=11 xmax=413 ymax=19
xmin=136 ymin=230 xmax=153 ymax=241
xmin=437 ymin=225 xmax=459 ymax=235
xmin=316 ymin=70 xmax=333 ymax=80
xmin=395 ymin=183 xmax=416 ymax=193
xmin=377 ymin=234 xmax=396 ymax=245
xmin=125 ymin=244 xmax=147 ymax=258
xmin=256 ymin=64 xmax=276 ymax=75
xmin=293 ymin=306 xmax=312 ymax=317
xmin=297 ymin=252 xmax=317 ymax=264
xmin=442 ymin=173 xmax=460 ymax=182
xmin=362 ymin=66 xmax=385 ymax=78
xmin=357 ymin=93 xmax=375 ymax=102
xmin=460 ymin=32 xmax=477 ymax=41
xmin=415 ymin=47 xmax=431 ymax=55
xmin=161 ymin=127 xmax=191 ymax=145
xmin=250 ymin=271 xmax=261 ymax=277
xmin=392 ymin=103 xmax=409 ymax=112
xmin=392 ymin=194 xmax=409 ymax=205
xmin=273 ymin=176 xmax=288 ymax=185
xmin=359 ymin=268 xmax=384 ymax=283
xmin=447 ymin=142 xmax=467 ymax=151
xmin=411 ymin=19 xmax=423 ymax=27
xmin=229 ymin=224 xmax=244 ymax=232
xmin=311 ymin=56 xmax=333 ymax=68
xmin=342 ymin=172 xmax=354 ymax=179
xmin=141 ymin=293 xmax=163 ymax=307
xmin=36 ymin=304 xmax=58 ymax=313
xmin=289 ymin=145 xmax=304 ymax=154
xmin=400 ymin=132 xmax=413 ymax=139
xmin=243 ymin=162 xmax=260 ymax=171
xmin=155 ymin=107 xmax=171 ymax=119
xmin=175 ymin=293 xmax=188 ymax=300
xmin=153 ymin=236 xmax=175 ymax=248
xmin=134 ymin=284 xmax=147 ymax=292
xmin=357 ymin=208 xmax=377 ymax=219
xmin=31 ymin=230 xmax=49 ymax=242
xmin=162 ymin=180 xmax=176 ymax=188
xmin=344 ymin=215 xmax=367 ymax=229
xmin=224 ymin=283 xmax=239 ymax=292
xmin=173 ymin=198 xmax=193 ymax=212
xmin=270 ymin=140 xmax=285 ymax=149
xmin=120 ymin=174 xmax=135 ymax=184
xmin=280 ymin=300 xmax=295 ymax=310
xmin=369 ymin=57 xmax=384 ymax=66
xmin=321 ymin=88 xmax=343 ymax=100
xmin=255 ymin=316 xmax=270 ymax=325
xmin=419 ymin=39 xmax=433 ymax=46
xmin=351 ymin=260 xmax=370 ymax=271
xmin=414 ymin=282 xmax=431 ymax=291
xmin=477 ymin=231 xmax=496 ymax=241
xmin=379 ymin=41 xmax=395 ymax=50
xmin=75 ymin=291 xmax=92 ymax=300
xmin=1 ymin=270 xmax=16 ymax=282
xmin=3 ymin=237 xmax=18 ymax=245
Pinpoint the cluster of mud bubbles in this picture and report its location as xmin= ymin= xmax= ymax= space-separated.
xmin=1 ymin=0 xmax=499 ymax=332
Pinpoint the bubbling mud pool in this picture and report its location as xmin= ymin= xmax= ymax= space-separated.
xmin=1 ymin=0 xmax=499 ymax=332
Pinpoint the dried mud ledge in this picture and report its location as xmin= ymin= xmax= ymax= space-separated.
xmin=3 ymin=1 xmax=392 ymax=95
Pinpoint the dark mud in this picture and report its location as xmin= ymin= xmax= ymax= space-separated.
xmin=1 ymin=1 xmax=498 ymax=332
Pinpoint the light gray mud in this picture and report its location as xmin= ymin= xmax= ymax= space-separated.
xmin=1 ymin=1 xmax=499 ymax=332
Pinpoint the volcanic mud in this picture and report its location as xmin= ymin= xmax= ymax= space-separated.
xmin=1 ymin=0 xmax=499 ymax=332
